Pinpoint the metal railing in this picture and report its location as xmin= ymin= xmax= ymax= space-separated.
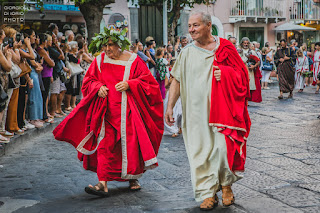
xmin=230 ymin=0 xmax=286 ymax=18
xmin=290 ymin=0 xmax=320 ymax=21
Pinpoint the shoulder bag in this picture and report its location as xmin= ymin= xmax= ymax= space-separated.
xmin=65 ymin=54 xmax=83 ymax=76
xmin=18 ymin=58 xmax=32 ymax=77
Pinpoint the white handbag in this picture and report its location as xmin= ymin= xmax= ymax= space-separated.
xmin=10 ymin=62 xmax=22 ymax=78
xmin=66 ymin=54 xmax=83 ymax=76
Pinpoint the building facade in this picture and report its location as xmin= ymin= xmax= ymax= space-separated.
xmin=21 ymin=0 xmax=320 ymax=49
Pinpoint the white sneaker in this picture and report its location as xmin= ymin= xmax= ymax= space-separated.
xmin=265 ymin=87 xmax=271 ymax=90
xmin=24 ymin=120 xmax=35 ymax=130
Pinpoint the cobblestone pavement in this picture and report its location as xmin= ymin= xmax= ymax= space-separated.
xmin=0 ymin=85 xmax=319 ymax=213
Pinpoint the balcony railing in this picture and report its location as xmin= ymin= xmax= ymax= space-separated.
xmin=230 ymin=0 xmax=286 ymax=19
xmin=290 ymin=0 xmax=320 ymax=21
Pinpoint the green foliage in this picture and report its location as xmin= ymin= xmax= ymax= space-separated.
xmin=88 ymin=27 xmax=131 ymax=54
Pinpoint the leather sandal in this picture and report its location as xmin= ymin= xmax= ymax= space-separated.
xmin=222 ymin=185 xmax=235 ymax=206
xmin=278 ymin=95 xmax=283 ymax=99
xmin=200 ymin=194 xmax=218 ymax=211
xmin=85 ymin=182 xmax=108 ymax=197
xmin=129 ymin=180 xmax=141 ymax=191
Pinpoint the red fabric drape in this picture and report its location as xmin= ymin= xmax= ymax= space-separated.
xmin=53 ymin=53 xmax=163 ymax=179
xmin=210 ymin=38 xmax=251 ymax=172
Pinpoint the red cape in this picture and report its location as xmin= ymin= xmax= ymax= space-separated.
xmin=53 ymin=53 xmax=164 ymax=179
xmin=210 ymin=38 xmax=251 ymax=172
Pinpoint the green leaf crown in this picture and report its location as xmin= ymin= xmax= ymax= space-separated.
xmin=88 ymin=27 xmax=131 ymax=54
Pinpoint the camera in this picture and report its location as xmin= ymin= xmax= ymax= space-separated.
xmin=3 ymin=37 xmax=13 ymax=48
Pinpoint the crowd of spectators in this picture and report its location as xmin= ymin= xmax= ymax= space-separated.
xmin=0 ymin=23 xmax=93 ymax=146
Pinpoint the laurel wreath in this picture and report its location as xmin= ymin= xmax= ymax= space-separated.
xmin=88 ymin=27 xmax=131 ymax=54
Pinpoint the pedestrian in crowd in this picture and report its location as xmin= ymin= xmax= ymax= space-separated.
xmin=65 ymin=30 xmax=75 ymax=43
xmin=135 ymin=41 xmax=149 ymax=66
xmin=145 ymin=36 xmax=156 ymax=55
xmin=301 ymin=45 xmax=313 ymax=87
xmin=239 ymin=37 xmax=262 ymax=103
xmin=167 ymin=44 xmax=174 ymax=56
xmin=64 ymin=41 xmax=82 ymax=111
xmin=25 ymin=30 xmax=44 ymax=128
xmin=144 ymin=40 xmax=156 ymax=76
xmin=313 ymin=42 xmax=320 ymax=94
xmin=274 ymin=39 xmax=296 ymax=99
xmin=228 ymin=36 xmax=237 ymax=47
xmin=0 ymin=28 xmax=13 ymax=142
xmin=155 ymin=47 xmax=168 ymax=99
xmin=19 ymin=30 xmax=39 ymax=131
xmin=295 ymin=48 xmax=309 ymax=93
xmin=165 ymin=12 xmax=251 ymax=210
xmin=4 ymin=27 xmax=26 ymax=135
xmin=290 ymin=39 xmax=299 ymax=53
xmin=261 ymin=47 xmax=273 ymax=90
xmin=48 ymin=32 xmax=67 ymax=117
xmin=37 ymin=33 xmax=55 ymax=124
xmin=175 ymin=36 xmax=189 ymax=56
xmin=253 ymin=41 xmax=263 ymax=70
xmin=47 ymin=23 xmax=58 ymax=36
xmin=78 ymin=40 xmax=93 ymax=100
xmin=53 ymin=28 xmax=163 ymax=197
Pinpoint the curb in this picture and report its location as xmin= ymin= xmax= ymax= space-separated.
xmin=0 ymin=117 xmax=64 ymax=157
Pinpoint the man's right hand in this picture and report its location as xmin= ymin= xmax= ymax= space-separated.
xmin=165 ymin=108 xmax=175 ymax=126
xmin=98 ymin=85 xmax=109 ymax=98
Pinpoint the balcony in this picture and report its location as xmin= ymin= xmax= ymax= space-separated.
xmin=229 ymin=0 xmax=286 ymax=23
xmin=290 ymin=0 xmax=320 ymax=22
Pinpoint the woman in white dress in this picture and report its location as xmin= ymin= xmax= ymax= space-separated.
xmin=295 ymin=49 xmax=309 ymax=92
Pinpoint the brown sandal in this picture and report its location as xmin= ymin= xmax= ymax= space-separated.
xmin=129 ymin=180 xmax=141 ymax=191
xmin=85 ymin=182 xmax=108 ymax=197
xmin=222 ymin=185 xmax=235 ymax=206
xmin=200 ymin=194 xmax=218 ymax=211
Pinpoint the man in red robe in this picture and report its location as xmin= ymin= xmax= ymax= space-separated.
xmin=165 ymin=12 xmax=251 ymax=210
xmin=53 ymin=38 xmax=164 ymax=196
xmin=238 ymin=37 xmax=262 ymax=103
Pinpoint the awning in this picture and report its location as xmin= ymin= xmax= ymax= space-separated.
xmin=274 ymin=23 xmax=316 ymax=31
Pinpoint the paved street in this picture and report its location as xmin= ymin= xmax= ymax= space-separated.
xmin=0 ymin=85 xmax=320 ymax=213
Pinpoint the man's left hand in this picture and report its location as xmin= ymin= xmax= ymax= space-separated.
xmin=213 ymin=66 xmax=221 ymax=81
xmin=115 ymin=81 xmax=129 ymax=92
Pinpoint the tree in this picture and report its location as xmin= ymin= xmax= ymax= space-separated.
xmin=135 ymin=0 xmax=210 ymax=43
xmin=74 ymin=0 xmax=115 ymax=41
